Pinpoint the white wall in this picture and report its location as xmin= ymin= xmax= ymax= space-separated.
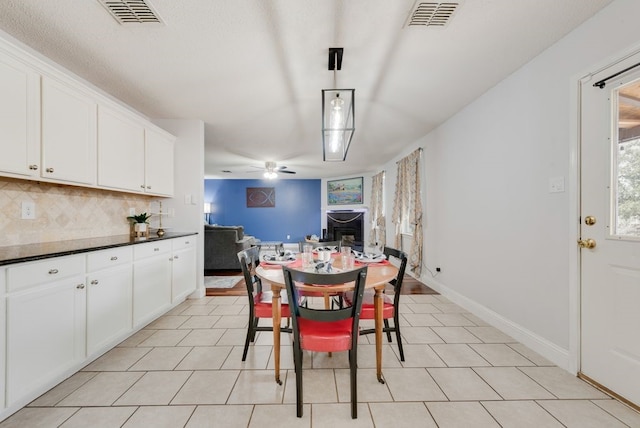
xmin=153 ymin=119 xmax=206 ymax=298
xmin=382 ymin=0 xmax=640 ymax=370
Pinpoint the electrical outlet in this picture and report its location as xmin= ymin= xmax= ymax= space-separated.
xmin=129 ymin=208 xmax=136 ymax=216
xmin=21 ymin=201 xmax=35 ymax=219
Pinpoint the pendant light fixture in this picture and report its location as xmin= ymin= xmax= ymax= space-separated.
xmin=322 ymin=47 xmax=355 ymax=161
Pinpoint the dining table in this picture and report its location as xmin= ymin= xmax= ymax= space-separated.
xmin=255 ymin=253 xmax=399 ymax=385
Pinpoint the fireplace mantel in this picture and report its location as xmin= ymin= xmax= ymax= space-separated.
xmin=326 ymin=210 xmax=365 ymax=250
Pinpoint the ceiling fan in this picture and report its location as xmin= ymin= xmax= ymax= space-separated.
xmin=249 ymin=161 xmax=297 ymax=179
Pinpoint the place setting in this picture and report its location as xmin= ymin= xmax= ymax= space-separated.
xmin=260 ymin=250 xmax=298 ymax=267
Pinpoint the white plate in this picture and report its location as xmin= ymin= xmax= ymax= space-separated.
xmin=302 ymin=266 xmax=343 ymax=274
xmin=356 ymin=257 xmax=386 ymax=264
xmin=261 ymin=259 xmax=296 ymax=265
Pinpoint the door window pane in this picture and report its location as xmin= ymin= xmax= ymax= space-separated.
xmin=614 ymin=81 xmax=640 ymax=237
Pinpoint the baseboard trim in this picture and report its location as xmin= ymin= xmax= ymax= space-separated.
xmin=422 ymin=275 xmax=571 ymax=372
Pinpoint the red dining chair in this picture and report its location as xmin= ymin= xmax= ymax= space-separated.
xmin=237 ymin=246 xmax=292 ymax=364
xmin=342 ymin=246 xmax=408 ymax=361
xmin=282 ymin=265 xmax=368 ymax=419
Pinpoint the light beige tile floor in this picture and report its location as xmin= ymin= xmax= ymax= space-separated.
xmin=2 ymin=293 xmax=639 ymax=427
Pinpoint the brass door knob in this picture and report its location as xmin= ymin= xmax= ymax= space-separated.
xmin=584 ymin=216 xmax=596 ymax=225
xmin=578 ymin=238 xmax=596 ymax=249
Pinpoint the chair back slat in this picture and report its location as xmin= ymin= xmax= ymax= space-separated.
xmin=383 ymin=247 xmax=407 ymax=299
xmin=237 ymin=246 xmax=262 ymax=297
xmin=297 ymin=240 xmax=342 ymax=252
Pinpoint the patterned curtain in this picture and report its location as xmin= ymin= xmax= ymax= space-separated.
xmin=392 ymin=149 xmax=423 ymax=276
xmin=369 ymin=171 xmax=386 ymax=249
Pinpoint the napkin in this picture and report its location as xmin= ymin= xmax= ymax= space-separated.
xmin=351 ymin=250 xmax=386 ymax=261
xmin=262 ymin=251 xmax=296 ymax=262
xmin=314 ymin=246 xmax=338 ymax=252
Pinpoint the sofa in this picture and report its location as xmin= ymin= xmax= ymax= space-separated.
xmin=204 ymin=224 xmax=256 ymax=270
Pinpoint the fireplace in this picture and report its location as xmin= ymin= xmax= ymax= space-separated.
xmin=326 ymin=210 xmax=365 ymax=250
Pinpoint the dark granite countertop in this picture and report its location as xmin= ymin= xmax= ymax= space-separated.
xmin=0 ymin=232 xmax=198 ymax=266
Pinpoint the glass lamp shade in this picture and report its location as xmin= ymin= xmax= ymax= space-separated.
xmin=322 ymin=89 xmax=355 ymax=161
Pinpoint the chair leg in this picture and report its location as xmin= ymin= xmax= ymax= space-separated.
xmin=294 ymin=343 xmax=304 ymax=418
xmin=349 ymin=348 xmax=358 ymax=419
xmin=250 ymin=318 xmax=259 ymax=342
xmin=394 ymin=314 xmax=405 ymax=362
xmin=384 ymin=319 xmax=392 ymax=343
xmin=242 ymin=316 xmax=255 ymax=361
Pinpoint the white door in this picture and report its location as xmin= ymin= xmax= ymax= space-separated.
xmin=580 ymin=56 xmax=640 ymax=407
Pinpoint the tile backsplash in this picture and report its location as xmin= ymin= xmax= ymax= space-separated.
xmin=0 ymin=177 xmax=157 ymax=247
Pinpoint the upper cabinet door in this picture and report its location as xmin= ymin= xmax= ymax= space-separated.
xmin=41 ymin=76 xmax=97 ymax=185
xmin=97 ymin=105 xmax=145 ymax=193
xmin=145 ymin=128 xmax=174 ymax=196
xmin=0 ymin=53 xmax=40 ymax=177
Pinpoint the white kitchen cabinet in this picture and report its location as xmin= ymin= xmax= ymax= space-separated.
xmin=171 ymin=237 xmax=196 ymax=303
xmin=144 ymin=128 xmax=174 ymax=196
xmin=41 ymin=76 xmax=97 ymax=185
xmin=133 ymin=241 xmax=172 ymax=327
xmin=96 ymin=104 xmax=174 ymax=196
xmin=5 ymin=255 xmax=86 ymax=407
xmin=97 ymin=105 xmax=145 ymax=193
xmin=86 ymin=247 xmax=133 ymax=357
xmin=0 ymin=52 xmax=40 ymax=177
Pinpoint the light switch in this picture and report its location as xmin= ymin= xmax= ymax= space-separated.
xmin=549 ymin=176 xmax=565 ymax=193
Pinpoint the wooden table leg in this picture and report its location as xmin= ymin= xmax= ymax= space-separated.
xmin=272 ymin=287 xmax=282 ymax=385
xmin=374 ymin=285 xmax=385 ymax=383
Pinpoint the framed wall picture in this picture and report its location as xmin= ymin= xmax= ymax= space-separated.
xmin=327 ymin=177 xmax=363 ymax=205
xmin=246 ymin=187 xmax=276 ymax=207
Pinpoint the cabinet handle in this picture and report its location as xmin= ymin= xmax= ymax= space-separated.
xmin=185 ymin=241 xmax=190 ymax=244
xmin=90 ymin=280 xmax=98 ymax=285
xmin=29 ymin=164 xmax=38 ymax=170
xmin=110 ymin=256 xmax=118 ymax=261
xmin=154 ymin=247 xmax=160 ymax=251
xmin=46 ymin=167 xmax=54 ymax=173
xmin=76 ymin=284 xmax=85 ymax=289
xmin=174 ymin=255 xmax=179 ymax=259
xmin=146 ymin=185 xmax=151 ymax=189
xmin=140 ymin=184 xmax=145 ymax=189
xmin=48 ymin=269 xmax=59 ymax=275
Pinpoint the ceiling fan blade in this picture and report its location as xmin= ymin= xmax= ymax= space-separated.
xmin=279 ymin=170 xmax=296 ymax=174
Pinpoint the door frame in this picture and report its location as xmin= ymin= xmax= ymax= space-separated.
xmin=569 ymin=43 xmax=640 ymax=376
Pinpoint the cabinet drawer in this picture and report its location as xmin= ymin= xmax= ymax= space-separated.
xmin=87 ymin=246 xmax=132 ymax=272
xmin=134 ymin=240 xmax=172 ymax=260
xmin=172 ymin=236 xmax=195 ymax=252
xmin=7 ymin=255 xmax=85 ymax=292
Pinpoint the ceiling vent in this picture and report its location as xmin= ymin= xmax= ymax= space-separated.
xmin=98 ymin=0 xmax=164 ymax=25
xmin=405 ymin=2 xmax=460 ymax=28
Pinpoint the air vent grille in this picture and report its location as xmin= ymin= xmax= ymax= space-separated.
xmin=406 ymin=2 xmax=460 ymax=27
xmin=98 ymin=0 xmax=164 ymax=25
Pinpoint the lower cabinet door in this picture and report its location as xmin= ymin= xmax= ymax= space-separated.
xmin=172 ymin=246 xmax=196 ymax=303
xmin=133 ymin=255 xmax=171 ymax=327
xmin=6 ymin=276 xmax=86 ymax=406
xmin=87 ymin=265 xmax=133 ymax=356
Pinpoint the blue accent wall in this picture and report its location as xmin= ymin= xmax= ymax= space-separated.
xmin=204 ymin=179 xmax=322 ymax=243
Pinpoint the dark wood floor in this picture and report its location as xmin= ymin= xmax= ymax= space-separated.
xmin=205 ymin=270 xmax=437 ymax=296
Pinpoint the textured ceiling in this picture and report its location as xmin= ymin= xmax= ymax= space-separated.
xmin=0 ymin=0 xmax=614 ymax=179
